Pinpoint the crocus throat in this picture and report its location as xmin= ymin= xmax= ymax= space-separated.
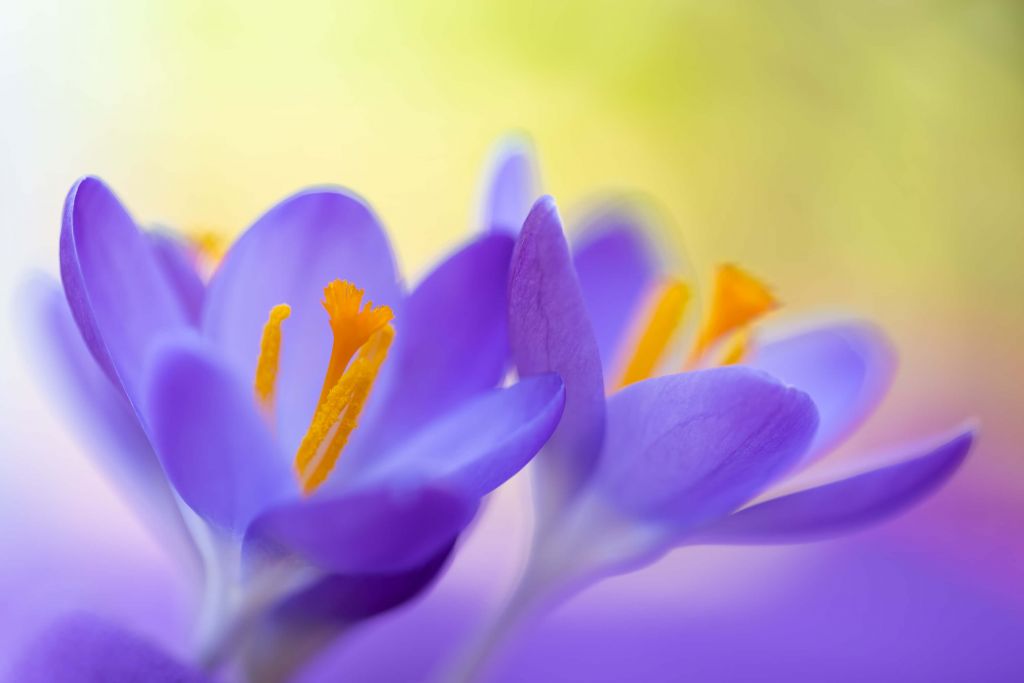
xmin=252 ymin=280 xmax=394 ymax=495
xmin=615 ymin=264 xmax=776 ymax=388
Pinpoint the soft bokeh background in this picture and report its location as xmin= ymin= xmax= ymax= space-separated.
xmin=2 ymin=0 xmax=1022 ymax=679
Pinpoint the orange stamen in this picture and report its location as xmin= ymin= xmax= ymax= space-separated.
xmin=253 ymin=304 xmax=292 ymax=414
xmin=688 ymin=264 xmax=776 ymax=365
xmin=616 ymin=278 xmax=690 ymax=388
xmin=294 ymin=280 xmax=393 ymax=494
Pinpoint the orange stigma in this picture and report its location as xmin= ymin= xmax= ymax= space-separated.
xmin=687 ymin=264 xmax=776 ymax=365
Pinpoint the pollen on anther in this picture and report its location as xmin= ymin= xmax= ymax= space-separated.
xmin=253 ymin=303 xmax=291 ymax=412
xmin=617 ymin=278 xmax=690 ymax=388
xmin=295 ymin=324 xmax=394 ymax=494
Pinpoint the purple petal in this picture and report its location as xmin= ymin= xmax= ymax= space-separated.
xmin=358 ymin=374 xmax=565 ymax=498
xmin=59 ymin=177 xmax=190 ymax=408
xmin=141 ymin=335 xmax=294 ymax=534
xmin=747 ymin=321 xmax=896 ymax=465
xmin=17 ymin=275 xmax=197 ymax=565
xmin=693 ymin=427 xmax=975 ymax=544
xmin=147 ymin=230 xmax=205 ymax=326
xmin=272 ymin=543 xmax=454 ymax=624
xmin=8 ymin=613 xmax=210 ymax=683
xmin=508 ymin=197 xmax=606 ymax=509
xmin=351 ymin=232 xmax=514 ymax=458
xmin=246 ymin=485 xmax=476 ymax=574
xmin=479 ymin=134 xmax=540 ymax=234
xmin=243 ymin=546 xmax=455 ymax=683
xmin=571 ymin=204 xmax=659 ymax=372
xmin=202 ymin=188 xmax=404 ymax=453
xmin=593 ymin=367 xmax=818 ymax=532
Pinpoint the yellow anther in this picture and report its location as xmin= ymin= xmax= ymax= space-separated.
xmin=254 ymin=304 xmax=292 ymax=413
xmin=295 ymin=325 xmax=394 ymax=494
xmin=718 ymin=327 xmax=751 ymax=366
xmin=188 ymin=228 xmax=228 ymax=264
xmin=688 ymin=264 xmax=776 ymax=365
xmin=317 ymin=280 xmax=394 ymax=405
xmin=616 ymin=278 xmax=690 ymax=389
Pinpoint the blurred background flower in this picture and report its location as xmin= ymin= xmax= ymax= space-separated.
xmin=2 ymin=0 xmax=1022 ymax=679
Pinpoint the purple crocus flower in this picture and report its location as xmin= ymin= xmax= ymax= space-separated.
xmin=446 ymin=140 xmax=975 ymax=679
xmin=25 ymin=176 xmax=567 ymax=678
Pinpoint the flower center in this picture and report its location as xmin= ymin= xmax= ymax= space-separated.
xmin=615 ymin=264 xmax=776 ymax=388
xmin=253 ymin=280 xmax=394 ymax=495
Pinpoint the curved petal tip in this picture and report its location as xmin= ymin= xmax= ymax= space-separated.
xmin=694 ymin=424 xmax=977 ymax=545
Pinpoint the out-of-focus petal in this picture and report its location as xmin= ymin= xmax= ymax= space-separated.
xmin=6 ymin=613 xmax=210 ymax=683
xmin=351 ymin=233 xmax=514 ymax=459
xmin=693 ymin=427 xmax=975 ymax=544
xmin=479 ymin=134 xmax=540 ymax=234
xmin=509 ymin=197 xmax=606 ymax=510
xmin=571 ymin=205 xmax=659 ymax=371
xmin=147 ymin=230 xmax=204 ymax=325
xmin=243 ymin=545 xmax=455 ymax=683
xmin=592 ymin=367 xmax=818 ymax=533
xmin=202 ymin=188 xmax=404 ymax=452
xmin=141 ymin=335 xmax=293 ymax=534
xmin=358 ymin=374 xmax=565 ymax=498
xmin=59 ymin=177 xmax=190 ymax=408
xmin=273 ymin=544 xmax=455 ymax=625
xmin=246 ymin=486 xmax=475 ymax=575
xmin=17 ymin=275 xmax=197 ymax=566
xmin=747 ymin=321 xmax=896 ymax=465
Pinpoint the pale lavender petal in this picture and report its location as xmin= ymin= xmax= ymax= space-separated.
xmin=147 ymin=230 xmax=204 ymax=325
xmin=593 ymin=367 xmax=818 ymax=533
xmin=141 ymin=335 xmax=294 ymax=534
xmin=571 ymin=205 xmax=659 ymax=371
xmin=17 ymin=275 xmax=197 ymax=566
xmin=202 ymin=188 xmax=404 ymax=453
xmin=357 ymin=374 xmax=565 ymax=498
xmin=694 ymin=427 xmax=975 ymax=544
xmin=480 ymin=134 xmax=540 ymax=234
xmin=351 ymin=232 xmax=514 ymax=459
xmin=7 ymin=613 xmax=210 ymax=683
xmin=748 ymin=321 xmax=896 ymax=465
xmin=59 ymin=177 xmax=190 ymax=408
xmin=509 ymin=197 xmax=606 ymax=508
xmin=246 ymin=485 xmax=475 ymax=574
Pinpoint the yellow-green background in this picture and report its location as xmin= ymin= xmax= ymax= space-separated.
xmin=2 ymin=2 xmax=1021 ymax=501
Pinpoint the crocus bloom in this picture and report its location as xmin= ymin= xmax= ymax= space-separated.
xmin=509 ymin=197 xmax=972 ymax=563
xmin=448 ymin=139 xmax=975 ymax=678
xmin=38 ymin=176 xmax=566 ymax=676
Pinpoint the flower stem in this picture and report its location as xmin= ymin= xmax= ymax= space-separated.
xmin=194 ymin=548 xmax=313 ymax=674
